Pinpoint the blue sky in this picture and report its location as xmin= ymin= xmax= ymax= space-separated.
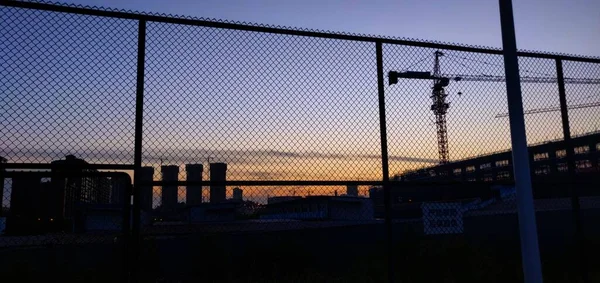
xmin=57 ymin=0 xmax=600 ymax=57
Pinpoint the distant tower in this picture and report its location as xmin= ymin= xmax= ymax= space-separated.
xmin=346 ymin=185 xmax=358 ymax=197
xmin=161 ymin=165 xmax=179 ymax=210
xmin=139 ymin=167 xmax=154 ymax=211
xmin=185 ymin=164 xmax=203 ymax=206
xmin=232 ymin=187 xmax=243 ymax=201
xmin=209 ymin=163 xmax=227 ymax=203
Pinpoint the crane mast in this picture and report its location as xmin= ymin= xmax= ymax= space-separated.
xmin=431 ymin=51 xmax=450 ymax=164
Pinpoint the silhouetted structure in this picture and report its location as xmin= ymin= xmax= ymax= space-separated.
xmin=188 ymin=203 xmax=238 ymax=223
xmin=267 ymin=196 xmax=302 ymax=204
xmin=369 ymin=183 xmax=499 ymax=219
xmin=7 ymin=177 xmax=44 ymax=234
xmin=232 ymin=187 xmax=243 ymax=201
xmin=140 ymin=166 xmax=154 ymax=211
xmin=111 ymin=176 xmax=125 ymax=206
xmin=50 ymin=155 xmax=111 ymax=231
xmin=262 ymin=196 xmax=373 ymax=221
xmin=368 ymin=132 xmax=600 ymax=219
xmin=346 ymin=185 xmax=358 ymax=197
xmin=210 ymin=163 xmax=227 ymax=203
xmin=161 ymin=165 xmax=179 ymax=211
xmin=6 ymin=155 xmax=112 ymax=234
xmin=0 ymin=156 xmax=6 ymax=216
xmin=399 ymin=131 xmax=600 ymax=182
xmin=185 ymin=164 xmax=203 ymax=206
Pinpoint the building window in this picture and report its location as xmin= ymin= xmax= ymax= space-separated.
xmin=495 ymin=160 xmax=509 ymax=167
xmin=574 ymin=146 xmax=589 ymax=155
xmin=466 ymin=166 xmax=476 ymax=173
xmin=483 ymin=174 xmax=493 ymax=182
xmin=575 ymin=160 xmax=592 ymax=170
xmin=534 ymin=165 xmax=550 ymax=175
xmin=497 ymin=171 xmax=510 ymax=180
xmin=557 ymin=163 xmax=568 ymax=172
xmin=453 ymin=168 xmax=462 ymax=176
xmin=480 ymin=163 xmax=492 ymax=170
xmin=533 ymin=152 xmax=549 ymax=161
xmin=556 ymin=149 xmax=566 ymax=159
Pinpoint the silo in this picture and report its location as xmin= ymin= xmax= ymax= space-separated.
xmin=185 ymin=164 xmax=203 ymax=206
xmin=161 ymin=165 xmax=179 ymax=210
xmin=346 ymin=185 xmax=358 ymax=197
xmin=209 ymin=163 xmax=227 ymax=203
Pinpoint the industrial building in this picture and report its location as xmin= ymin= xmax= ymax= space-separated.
xmin=399 ymin=131 xmax=599 ymax=182
xmin=261 ymin=196 xmax=373 ymax=221
xmin=267 ymin=196 xmax=302 ymax=205
xmin=369 ymin=131 xmax=600 ymax=219
xmin=187 ymin=202 xmax=238 ymax=223
xmin=6 ymin=155 xmax=114 ymax=234
xmin=50 ymin=155 xmax=111 ymax=223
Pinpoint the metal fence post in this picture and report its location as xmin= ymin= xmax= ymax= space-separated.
xmin=132 ymin=19 xmax=147 ymax=282
xmin=375 ymin=41 xmax=394 ymax=283
xmin=556 ymin=59 xmax=588 ymax=282
xmin=0 ymin=159 xmax=4 ymax=218
xmin=498 ymin=1 xmax=543 ymax=282
xmin=122 ymin=176 xmax=133 ymax=282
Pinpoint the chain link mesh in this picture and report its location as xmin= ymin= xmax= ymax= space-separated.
xmin=1 ymin=1 xmax=600 ymax=282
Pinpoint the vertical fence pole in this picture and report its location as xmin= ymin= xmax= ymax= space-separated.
xmin=132 ymin=19 xmax=147 ymax=281
xmin=121 ymin=174 xmax=132 ymax=282
xmin=375 ymin=41 xmax=394 ymax=283
xmin=498 ymin=1 xmax=543 ymax=283
xmin=556 ymin=59 xmax=588 ymax=282
xmin=0 ymin=159 xmax=4 ymax=218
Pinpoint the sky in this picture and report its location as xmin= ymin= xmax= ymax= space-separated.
xmin=1 ymin=0 xmax=600 ymax=205
xmin=54 ymin=0 xmax=600 ymax=57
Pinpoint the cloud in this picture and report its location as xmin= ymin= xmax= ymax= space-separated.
xmin=1 ymin=147 xmax=438 ymax=165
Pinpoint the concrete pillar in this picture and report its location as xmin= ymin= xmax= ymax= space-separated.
xmin=161 ymin=165 xmax=179 ymax=210
xmin=346 ymin=185 xmax=358 ymax=197
xmin=185 ymin=164 xmax=203 ymax=206
xmin=232 ymin=187 xmax=243 ymax=201
xmin=209 ymin=163 xmax=227 ymax=203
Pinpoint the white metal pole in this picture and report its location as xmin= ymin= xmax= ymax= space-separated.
xmin=498 ymin=1 xmax=543 ymax=283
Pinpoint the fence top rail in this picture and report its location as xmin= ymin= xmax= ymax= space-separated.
xmin=2 ymin=162 xmax=135 ymax=170
xmin=2 ymin=0 xmax=600 ymax=63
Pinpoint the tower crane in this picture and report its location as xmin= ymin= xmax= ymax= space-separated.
xmin=388 ymin=51 xmax=600 ymax=164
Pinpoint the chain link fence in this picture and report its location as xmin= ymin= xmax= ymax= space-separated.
xmin=1 ymin=1 xmax=600 ymax=282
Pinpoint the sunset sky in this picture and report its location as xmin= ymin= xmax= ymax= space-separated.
xmin=1 ymin=0 xmax=599 ymax=205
